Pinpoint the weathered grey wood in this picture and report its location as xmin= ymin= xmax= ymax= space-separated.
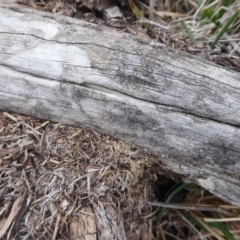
xmin=1 ymin=4 xmax=240 ymax=206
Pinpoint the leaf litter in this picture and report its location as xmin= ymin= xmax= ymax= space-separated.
xmin=1 ymin=111 xmax=240 ymax=239
xmin=0 ymin=111 xmax=169 ymax=239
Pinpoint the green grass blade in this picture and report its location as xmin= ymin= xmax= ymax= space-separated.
xmin=201 ymin=0 xmax=235 ymax=29
xmin=179 ymin=211 xmax=208 ymax=231
xmin=211 ymin=212 xmax=234 ymax=240
xmin=181 ymin=21 xmax=197 ymax=43
xmin=128 ymin=0 xmax=148 ymax=28
xmin=155 ymin=181 xmax=188 ymax=225
xmin=218 ymin=0 xmax=234 ymax=20
xmin=211 ymin=10 xmax=240 ymax=48
xmin=201 ymin=7 xmax=214 ymax=20
xmin=201 ymin=7 xmax=220 ymax=27
xmin=184 ymin=186 xmax=202 ymax=192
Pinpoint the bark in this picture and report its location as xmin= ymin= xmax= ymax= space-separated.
xmin=1 ymin=3 xmax=240 ymax=207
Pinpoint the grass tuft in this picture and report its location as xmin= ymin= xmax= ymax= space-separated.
xmin=211 ymin=10 xmax=240 ymax=48
xmin=151 ymin=181 xmax=240 ymax=239
xmin=181 ymin=20 xmax=197 ymax=43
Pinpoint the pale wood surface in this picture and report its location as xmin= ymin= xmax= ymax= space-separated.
xmin=1 ymin=3 xmax=240 ymax=207
xmin=69 ymin=205 xmax=125 ymax=240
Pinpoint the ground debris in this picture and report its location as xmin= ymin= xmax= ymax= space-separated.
xmin=0 ymin=111 xmax=166 ymax=239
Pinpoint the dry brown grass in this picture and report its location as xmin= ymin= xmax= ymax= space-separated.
xmin=15 ymin=0 xmax=240 ymax=71
xmin=0 ymin=111 xmax=167 ymax=239
xmin=1 ymin=111 xmax=240 ymax=239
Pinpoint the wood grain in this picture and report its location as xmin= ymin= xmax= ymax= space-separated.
xmin=1 ymin=3 xmax=240 ymax=206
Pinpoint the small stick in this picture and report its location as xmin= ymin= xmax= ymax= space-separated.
xmin=148 ymin=201 xmax=233 ymax=216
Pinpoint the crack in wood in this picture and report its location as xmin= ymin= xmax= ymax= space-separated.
xmin=1 ymin=4 xmax=240 ymax=207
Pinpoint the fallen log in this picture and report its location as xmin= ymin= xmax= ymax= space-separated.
xmin=1 ymin=3 xmax=240 ymax=207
